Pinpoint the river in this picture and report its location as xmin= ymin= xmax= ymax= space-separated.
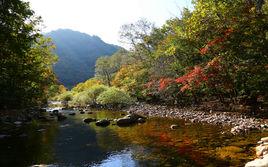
xmin=0 ymin=109 xmax=267 ymax=167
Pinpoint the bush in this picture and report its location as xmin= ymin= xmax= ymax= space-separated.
xmin=86 ymin=85 xmax=109 ymax=103
xmin=96 ymin=87 xmax=135 ymax=107
xmin=57 ymin=91 xmax=73 ymax=101
xmin=69 ymin=84 xmax=109 ymax=107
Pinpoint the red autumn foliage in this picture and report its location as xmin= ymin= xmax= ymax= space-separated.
xmin=199 ymin=28 xmax=233 ymax=55
xmin=175 ymin=66 xmax=208 ymax=92
xmin=159 ymin=78 xmax=174 ymax=91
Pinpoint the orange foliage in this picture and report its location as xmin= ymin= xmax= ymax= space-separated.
xmin=159 ymin=78 xmax=174 ymax=91
xmin=200 ymin=28 xmax=233 ymax=55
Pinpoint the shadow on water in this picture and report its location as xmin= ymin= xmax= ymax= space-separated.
xmin=1 ymin=109 xmax=268 ymax=167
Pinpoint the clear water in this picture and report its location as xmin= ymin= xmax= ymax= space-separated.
xmin=0 ymin=109 xmax=267 ymax=167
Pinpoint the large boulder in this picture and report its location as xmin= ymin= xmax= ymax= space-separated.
xmin=95 ymin=119 xmax=110 ymax=127
xmin=116 ymin=114 xmax=146 ymax=126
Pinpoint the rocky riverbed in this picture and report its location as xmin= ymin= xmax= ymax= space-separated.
xmin=125 ymin=103 xmax=268 ymax=135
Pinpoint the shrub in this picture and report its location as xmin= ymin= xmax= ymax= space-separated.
xmin=86 ymin=85 xmax=109 ymax=104
xmin=96 ymin=87 xmax=135 ymax=107
xmin=69 ymin=84 xmax=109 ymax=107
xmin=57 ymin=91 xmax=73 ymax=101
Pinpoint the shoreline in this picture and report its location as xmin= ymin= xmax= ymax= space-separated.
xmin=125 ymin=103 xmax=268 ymax=135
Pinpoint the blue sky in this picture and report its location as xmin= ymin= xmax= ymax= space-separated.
xmin=26 ymin=0 xmax=192 ymax=46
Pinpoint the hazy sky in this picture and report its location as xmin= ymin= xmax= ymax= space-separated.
xmin=26 ymin=0 xmax=192 ymax=46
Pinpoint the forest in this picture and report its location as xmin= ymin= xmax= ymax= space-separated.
xmin=54 ymin=0 xmax=268 ymax=114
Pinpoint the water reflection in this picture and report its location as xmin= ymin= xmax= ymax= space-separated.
xmin=1 ymin=109 xmax=268 ymax=167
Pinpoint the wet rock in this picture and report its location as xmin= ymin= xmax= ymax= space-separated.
xmin=116 ymin=114 xmax=146 ymax=126
xmin=14 ymin=121 xmax=22 ymax=126
xmin=37 ymin=129 xmax=46 ymax=132
xmin=137 ymin=117 xmax=146 ymax=123
xmin=87 ymin=112 xmax=93 ymax=114
xmin=83 ymin=118 xmax=96 ymax=123
xmin=52 ymin=110 xmax=59 ymax=115
xmin=69 ymin=113 xmax=76 ymax=116
xmin=116 ymin=118 xmax=134 ymax=126
xmin=95 ymin=119 xmax=110 ymax=127
xmin=170 ymin=124 xmax=179 ymax=130
xmin=80 ymin=111 xmax=85 ymax=114
xmin=57 ymin=114 xmax=67 ymax=121
xmin=60 ymin=124 xmax=70 ymax=128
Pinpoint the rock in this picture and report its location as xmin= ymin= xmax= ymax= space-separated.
xmin=14 ymin=121 xmax=22 ymax=125
xmin=57 ymin=114 xmax=67 ymax=121
xmin=60 ymin=124 xmax=70 ymax=128
xmin=116 ymin=117 xmax=135 ymax=126
xmin=261 ymin=137 xmax=268 ymax=142
xmin=170 ymin=124 xmax=179 ymax=130
xmin=87 ymin=112 xmax=93 ymax=114
xmin=245 ymin=156 xmax=268 ymax=167
xmin=83 ymin=118 xmax=96 ymax=123
xmin=137 ymin=118 xmax=146 ymax=123
xmin=256 ymin=145 xmax=268 ymax=157
xmin=37 ymin=129 xmax=46 ymax=132
xmin=69 ymin=113 xmax=76 ymax=116
xmin=80 ymin=111 xmax=85 ymax=114
xmin=116 ymin=114 xmax=146 ymax=126
xmin=95 ymin=119 xmax=110 ymax=127
xmin=52 ymin=110 xmax=59 ymax=115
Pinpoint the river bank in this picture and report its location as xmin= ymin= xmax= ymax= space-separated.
xmin=125 ymin=103 xmax=268 ymax=135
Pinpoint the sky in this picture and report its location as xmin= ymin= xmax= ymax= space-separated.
xmin=26 ymin=0 xmax=192 ymax=46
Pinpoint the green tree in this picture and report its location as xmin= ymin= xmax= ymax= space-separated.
xmin=0 ymin=0 xmax=57 ymax=108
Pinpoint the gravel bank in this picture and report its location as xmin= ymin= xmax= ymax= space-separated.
xmin=125 ymin=103 xmax=268 ymax=134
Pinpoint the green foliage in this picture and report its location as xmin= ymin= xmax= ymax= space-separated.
xmin=96 ymin=87 xmax=135 ymax=107
xmin=57 ymin=91 xmax=73 ymax=101
xmin=114 ymin=0 xmax=268 ymax=107
xmin=95 ymin=49 xmax=134 ymax=85
xmin=86 ymin=85 xmax=109 ymax=103
xmin=71 ymin=78 xmax=102 ymax=93
xmin=0 ymin=0 xmax=58 ymax=109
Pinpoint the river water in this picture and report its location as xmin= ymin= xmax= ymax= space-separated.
xmin=0 ymin=109 xmax=267 ymax=167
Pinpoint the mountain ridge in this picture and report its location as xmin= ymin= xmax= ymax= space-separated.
xmin=46 ymin=29 xmax=120 ymax=88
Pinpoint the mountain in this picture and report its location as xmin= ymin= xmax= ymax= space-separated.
xmin=46 ymin=29 xmax=120 ymax=88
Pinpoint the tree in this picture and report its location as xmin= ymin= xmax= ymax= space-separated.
xmin=0 ymin=0 xmax=57 ymax=109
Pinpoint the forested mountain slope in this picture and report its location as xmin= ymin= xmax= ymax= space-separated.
xmin=46 ymin=29 xmax=120 ymax=88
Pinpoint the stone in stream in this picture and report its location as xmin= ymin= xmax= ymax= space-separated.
xmin=95 ymin=119 xmax=110 ymax=127
xmin=87 ymin=112 xmax=93 ymax=114
xmin=80 ymin=111 xmax=85 ymax=114
xmin=170 ymin=124 xmax=179 ymax=130
xmin=83 ymin=118 xmax=97 ymax=123
xmin=57 ymin=114 xmax=67 ymax=121
xmin=245 ymin=137 xmax=268 ymax=167
xmin=52 ymin=110 xmax=59 ymax=115
xmin=261 ymin=137 xmax=268 ymax=142
xmin=69 ymin=113 xmax=76 ymax=116
xmin=116 ymin=114 xmax=146 ymax=126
